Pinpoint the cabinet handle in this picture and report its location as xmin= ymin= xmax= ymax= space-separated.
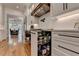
xmin=63 ymin=3 xmax=68 ymax=10
xmin=58 ymin=34 xmax=79 ymax=38
xmin=66 ymin=3 xmax=68 ymax=10
xmin=63 ymin=3 xmax=65 ymax=10
xmin=58 ymin=45 xmax=79 ymax=54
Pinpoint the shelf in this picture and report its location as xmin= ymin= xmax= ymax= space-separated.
xmin=31 ymin=3 xmax=50 ymax=17
xmin=38 ymin=40 xmax=50 ymax=45
xmin=38 ymin=31 xmax=51 ymax=56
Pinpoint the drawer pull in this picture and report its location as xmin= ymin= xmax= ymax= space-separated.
xmin=58 ymin=34 xmax=79 ymax=38
xmin=58 ymin=45 xmax=79 ymax=54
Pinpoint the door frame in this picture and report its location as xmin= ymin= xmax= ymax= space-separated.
xmin=7 ymin=14 xmax=25 ymax=45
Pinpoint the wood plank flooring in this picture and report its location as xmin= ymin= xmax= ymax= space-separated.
xmin=0 ymin=39 xmax=31 ymax=56
xmin=24 ymin=40 xmax=31 ymax=56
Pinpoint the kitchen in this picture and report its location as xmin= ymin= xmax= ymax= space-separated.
xmin=0 ymin=3 xmax=79 ymax=56
xmin=30 ymin=3 xmax=79 ymax=56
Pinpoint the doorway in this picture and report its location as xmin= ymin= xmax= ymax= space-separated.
xmin=6 ymin=14 xmax=27 ymax=56
xmin=7 ymin=14 xmax=24 ymax=46
xmin=6 ymin=14 xmax=31 ymax=56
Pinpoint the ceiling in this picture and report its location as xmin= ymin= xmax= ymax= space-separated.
xmin=2 ymin=3 xmax=28 ymax=12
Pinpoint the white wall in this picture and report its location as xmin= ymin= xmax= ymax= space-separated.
xmin=38 ymin=12 xmax=57 ymax=30
xmin=26 ymin=7 xmax=39 ymax=30
xmin=0 ymin=4 xmax=6 ymax=41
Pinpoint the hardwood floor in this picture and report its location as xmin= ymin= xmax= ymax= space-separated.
xmin=24 ymin=40 xmax=31 ymax=56
xmin=0 ymin=39 xmax=31 ymax=56
xmin=5 ymin=43 xmax=27 ymax=56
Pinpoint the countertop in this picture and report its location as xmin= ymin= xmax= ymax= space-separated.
xmin=53 ymin=29 xmax=79 ymax=33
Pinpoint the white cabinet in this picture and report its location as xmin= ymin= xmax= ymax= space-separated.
xmin=51 ymin=3 xmax=64 ymax=16
xmin=68 ymin=3 xmax=79 ymax=11
xmin=51 ymin=3 xmax=79 ymax=16
xmin=31 ymin=31 xmax=38 ymax=56
xmin=52 ymin=31 xmax=79 ymax=56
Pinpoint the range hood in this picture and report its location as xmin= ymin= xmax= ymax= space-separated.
xmin=31 ymin=3 xmax=50 ymax=17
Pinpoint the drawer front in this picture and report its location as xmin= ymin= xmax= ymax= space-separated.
xmin=58 ymin=35 xmax=79 ymax=43
xmin=53 ymin=40 xmax=79 ymax=56
xmin=53 ymin=48 xmax=69 ymax=56
xmin=53 ymin=34 xmax=79 ymax=43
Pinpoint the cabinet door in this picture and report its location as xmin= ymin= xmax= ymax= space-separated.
xmin=68 ymin=3 xmax=79 ymax=11
xmin=51 ymin=3 xmax=79 ymax=16
xmin=31 ymin=31 xmax=38 ymax=56
xmin=51 ymin=3 xmax=63 ymax=16
xmin=51 ymin=3 xmax=68 ymax=16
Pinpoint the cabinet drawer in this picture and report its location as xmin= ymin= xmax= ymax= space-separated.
xmin=61 ymin=36 xmax=79 ymax=43
xmin=54 ymin=40 xmax=79 ymax=56
xmin=53 ymin=34 xmax=79 ymax=43
xmin=53 ymin=48 xmax=69 ymax=56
